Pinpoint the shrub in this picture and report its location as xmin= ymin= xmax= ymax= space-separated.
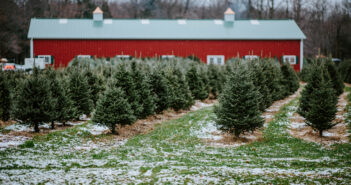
xmin=215 ymin=67 xmax=264 ymax=137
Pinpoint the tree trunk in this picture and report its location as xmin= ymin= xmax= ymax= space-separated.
xmin=319 ymin=130 xmax=323 ymax=137
xmin=63 ymin=121 xmax=66 ymax=126
xmin=34 ymin=123 xmax=40 ymax=133
xmin=51 ymin=121 xmax=55 ymax=129
xmin=111 ymin=125 xmax=116 ymax=135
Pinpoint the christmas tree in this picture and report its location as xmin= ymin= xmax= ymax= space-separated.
xmin=186 ymin=63 xmax=208 ymax=100
xmin=83 ymin=69 xmax=104 ymax=106
xmin=93 ymin=85 xmax=135 ymax=134
xmin=0 ymin=71 xmax=11 ymax=121
xmin=11 ymin=68 xmax=53 ymax=132
xmin=207 ymin=64 xmax=225 ymax=98
xmin=299 ymin=66 xmax=338 ymax=136
xmin=323 ymin=59 xmax=344 ymax=95
xmin=215 ymin=67 xmax=264 ymax=137
xmin=280 ymin=63 xmax=300 ymax=96
xmin=149 ymin=68 xmax=170 ymax=113
xmin=67 ymin=69 xmax=93 ymax=120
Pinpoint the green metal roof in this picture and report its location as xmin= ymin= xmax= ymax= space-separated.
xmin=28 ymin=18 xmax=306 ymax=40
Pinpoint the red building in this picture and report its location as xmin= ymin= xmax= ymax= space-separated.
xmin=28 ymin=8 xmax=306 ymax=71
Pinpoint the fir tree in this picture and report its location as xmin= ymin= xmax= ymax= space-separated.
xmin=67 ymin=69 xmax=93 ymax=119
xmin=59 ymin=76 xmax=77 ymax=126
xmin=167 ymin=68 xmax=194 ymax=111
xmin=114 ymin=63 xmax=142 ymax=119
xmin=93 ymin=85 xmax=135 ymax=134
xmin=323 ymin=59 xmax=344 ymax=95
xmin=186 ymin=63 xmax=208 ymax=100
xmin=11 ymin=68 xmax=53 ymax=132
xmin=83 ymin=69 xmax=104 ymax=106
xmin=0 ymin=71 xmax=11 ymax=121
xmin=248 ymin=60 xmax=269 ymax=111
xmin=280 ymin=63 xmax=300 ymax=96
xmin=207 ymin=64 xmax=225 ymax=98
xmin=298 ymin=66 xmax=338 ymax=136
xmin=131 ymin=61 xmax=155 ymax=118
xmin=149 ymin=68 xmax=170 ymax=113
xmin=214 ymin=67 xmax=264 ymax=137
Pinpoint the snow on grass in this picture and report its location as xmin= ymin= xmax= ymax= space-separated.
xmin=79 ymin=123 xmax=109 ymax=135
xmin=0 ymin=134 xmax=30 ymax=150
xmin=190 ymin=101 xmax=214 ymax=111
xmin=191 ymin=120 xmax=222 ymax=141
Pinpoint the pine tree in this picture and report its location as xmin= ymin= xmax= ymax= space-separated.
xmin=299 ymin=66 xmax=338 ymax=136
xmin=131 ymin=62 xmax=155 ymax=118
xmin=280 ymin=63 xmax=300 ymax=96
xmin=248 ymin=60 xmax=268 ymax=111
xmin=323 ymin=59 xmax=344 ymax=95
xmin=114 ymin=63 xmax=142 ymax=119
xmin=167 ymin=68 xmax=194 ymax=111
xmin=93 ymin=85 xmax=135 ymax=134
xmin=186 ymin=63 xmax=208 ymax=100
xmin=207 ymin=64 xmax=225 ymax=98
xmin=67 ymin=69 xmax=93 ymax=120
xmin=0 ymin=71 xmax=11 ymax=121
xmin=83 ymin=69 xmax=104 ymax=106
xmin=59 ymin=76 xmax=77 ymax=126
xmin=11 ymin=68 xmax=53 ymax=132
xmin=214 ymin=67 xmax=264 ymax=137
xmin=44 ymin=68 xmax=60 ymax=129
xmin=149 ymin=68 xmax=170 ymax=113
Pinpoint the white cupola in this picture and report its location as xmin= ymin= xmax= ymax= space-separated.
xmin=93 ymin=7 xmax=103 ymax=21
xmin=224 ymin=8 xmax=235 ymax=22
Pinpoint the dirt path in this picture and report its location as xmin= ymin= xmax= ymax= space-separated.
xmin=288 ymin=91 xmax=350 ymax=146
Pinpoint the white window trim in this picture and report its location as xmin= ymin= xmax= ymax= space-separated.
xmin=283 ymin=55 xmax=297 ymax=65
xmin=115 ymin=55 xmax=130 ymax=59
xmin=161 ymin=55 xmax=175 ymax=59
xmin=76 ymin=55 xmax=91 ymax=59
xmin=207 ymin=55 xmax=225 ymax=65
xmin=244 ymin=55 xmax=259 ymax=60
xmin=37 ymin=55 xmax=52 ymax=64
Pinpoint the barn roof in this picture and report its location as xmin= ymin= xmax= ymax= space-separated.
xmin=28 ymin=18 xmax=306 ymax=40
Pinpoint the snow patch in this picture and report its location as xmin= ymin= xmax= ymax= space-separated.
xmin=190 ymin=101 xmax=213 ymax=111
xmin=0 ymin=134 xmax=30 ymax=150
xmin=79 ymin=124 xmax=109 ymax=135
xmin=192 ymin=120 xmax=222 ymax=141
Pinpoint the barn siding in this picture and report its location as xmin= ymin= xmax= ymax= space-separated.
xmin=33 ymin=39 xmax=301 ymax=71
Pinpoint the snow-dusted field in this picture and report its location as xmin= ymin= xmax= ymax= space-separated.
xmin=0 ymin=90 xmax=351 ymax=184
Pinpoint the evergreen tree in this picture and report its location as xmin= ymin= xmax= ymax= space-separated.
xmin=298 ymin=66 xmax=338 ymax=136
xmin=44 ymin=68 xmax=60 ymax=129
xmin=83 ymin=69 xmax=104 ymax=106
xmin=167 ymin=68 xmax=194 ymax=111
xmin=149 ymin=68 xmax=170 ymax=113
xmin=67 ymin=69 xmax=93 ymax=119
xmin=93 ymin=85 xmax=135 ymax=134
xmin=214 ymin=67 xmax=264 ymax=137
xmin=207 ymin=64 xmax=225 ymax=98
xmin=0 ymin=71 xmax=11 ymax=121
xmin=248 ymin=60 xmax=269 ymax=111
xmin=280 ymin=63 xmax=300 ymax=96
xmin=262 ymin=60 xmax=285 ymax=101
xmin=131 ymin=61 xmax=155 ymax=118
xmin=59 ymin=75 xmax=77 ymax=126
xmin=114 ymin=63 xmax=142 ymax=119
xmin=186 ymin=63 xmax=208 ymax=100
xmin=11 ymin=68 xmax=53 ymax=132
xmin=323 ymin=59 xmax=344 ymax=95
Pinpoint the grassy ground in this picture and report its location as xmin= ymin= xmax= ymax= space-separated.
xmin=0 ymin=90 xmax=351 ymax=184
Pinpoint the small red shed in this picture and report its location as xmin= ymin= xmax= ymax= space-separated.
xmin=28 ymin=7 xmax=306 ymax=71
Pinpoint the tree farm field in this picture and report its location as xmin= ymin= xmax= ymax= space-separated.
xmin=0 ymin=87 xmax=350 ymax=184
xmin=0 ymin=58 xmax=351 ymax=184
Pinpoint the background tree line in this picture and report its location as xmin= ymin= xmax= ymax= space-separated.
xmin=0 ymin=0 xmax=350 ymax=63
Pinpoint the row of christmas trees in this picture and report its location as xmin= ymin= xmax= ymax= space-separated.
xmin=215 ymin=58 xmax=344 ymax=137
xmin=0 ymin=58 xmax=227 ymax=133
xmin=215 ymin=59 xmax=300 ymax=137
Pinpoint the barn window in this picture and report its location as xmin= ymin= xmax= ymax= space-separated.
xmin=207 ymin=55 xmax=224 ymax=65
xmin=282 ymin=55 xmax=297 ymax=65
xmin=76 ymin=55 xmax=91 ymax=59
xmin=37 ymin=55 xmax=53 ymax=64
xmin=161 ymin=55 xmax=175 ymax=59
xmin=244 ymin=55 xmax=259 ymax=60
xmin=116 ymin=55 xmax=130 ymax=59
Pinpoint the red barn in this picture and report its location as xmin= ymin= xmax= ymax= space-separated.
xmin=28 ymin=7 xmax=306 ymax=71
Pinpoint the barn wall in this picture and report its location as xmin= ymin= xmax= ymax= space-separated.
xmin=33 ymin=39 xmax=301 ymax=71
